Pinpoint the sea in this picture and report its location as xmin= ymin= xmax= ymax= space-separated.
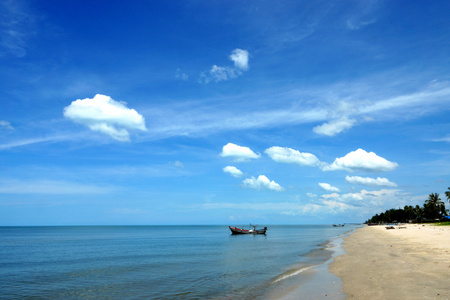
xmin=0 ymin=225 xmax=359 ymax=299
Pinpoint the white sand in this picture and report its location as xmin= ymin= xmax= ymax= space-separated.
xmin=329 ymin=224 xmax=450 ymax=299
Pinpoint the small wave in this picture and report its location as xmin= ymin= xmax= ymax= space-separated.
xmin=271 ymin=265 xmax=316 ymax=284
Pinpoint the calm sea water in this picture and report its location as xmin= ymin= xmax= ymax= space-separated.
xmin=0 ymin=225 xmax=356 ymax=299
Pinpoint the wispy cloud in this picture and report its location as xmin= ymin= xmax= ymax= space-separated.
xmin=198 ymin=199 xmax=355 ymax=216
xmin=432 ymin=135 xmax=450 ymax=143
xmin=0 ymin=0 xmax=36 ymax=57
xmin=142 ymin=102 xmax=327 ymax=140
xmin=357 ymin=86 xmax=450 ymax=117
xmin=0 ymin=179 xmax=115 ymax=195
xmin=0 ymin=120 xmax=13 ymax=130
xmin=284 ymin=188 xmax=404 ymax=217
xmin=175 ymin=68 xmax=188 ymax=80
xmin=0 ymin=136 xmax=68 ymax=151
xmin=64 ymin=94 xmax=147 ymax=142
xmin=140 ymin=79 xmax=450 ymax=141
xmin=345 ymin=0 xmax=380 ymax=30
xmin=313 ymin=116 xmax=356 ymax=136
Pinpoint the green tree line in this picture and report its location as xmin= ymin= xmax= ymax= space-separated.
xmin=366 ymin=188 xmax=450 ymax=224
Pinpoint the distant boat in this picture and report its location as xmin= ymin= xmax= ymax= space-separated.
xmin=229 ymin=225 xmax=267 ymax=235
xmin=332 ymin=224 xmax=345 ymax=227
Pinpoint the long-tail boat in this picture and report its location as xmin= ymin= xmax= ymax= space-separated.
xmin=229 ymin=225 xmax=267 ymax=234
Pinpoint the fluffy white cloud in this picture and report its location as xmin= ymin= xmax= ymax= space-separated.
xmin=345 ymin=175 xmax=397 ymax=187
xmin=220 ymin=143 xmax=260 ymax=161
xmin=200 ymin=49 xmax=250 ymax=83
xmin=229 ymin=49 xmax=249 ymax=70
xmin=242 ymin=175 xmax=284 ymax=191
xmin=223 ymin=166 xmax=243 ymax=178
xmin=313 ymin=116 xmax=356 ymax=136
xmin=265 ymin=146 xmax=323 ymax=167
xmin=322 ymin=148 xmax=398 ymax=172
xmin=64 ymin=94 xmax=147 ymax=141
xmin=318 ymin=182 xmax=340 ymax=192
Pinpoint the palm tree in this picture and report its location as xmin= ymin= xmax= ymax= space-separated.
xmin=424 ymin=193 xmax=446 ymax=220
xmin=445 ymin=187 xmax=450 ymax=204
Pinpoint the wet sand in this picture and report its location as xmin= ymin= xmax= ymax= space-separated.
xmin=329 ymin=224 xmax=450 ymax=299
xmin=269 ymin=234 xmax=351 ymax=300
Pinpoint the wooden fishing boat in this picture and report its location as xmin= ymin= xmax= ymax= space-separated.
xmin=229 ymin=225 xmax=267 ymax=235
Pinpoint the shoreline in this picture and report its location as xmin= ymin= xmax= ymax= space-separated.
xmin=329 ymin=224 xmax=450 ymax=299
xmin=268 ymin=227 xmax=360 ymax=300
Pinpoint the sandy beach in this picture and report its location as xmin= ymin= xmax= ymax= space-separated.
xmin=330 ymin=224 xmax=450 ymax=299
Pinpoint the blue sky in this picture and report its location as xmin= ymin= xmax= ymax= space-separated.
xmin=0 ymin=0 xmax=449 ymax=225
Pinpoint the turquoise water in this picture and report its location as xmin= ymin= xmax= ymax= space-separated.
xmin=0 ymin=225 xmax=356 ymax=299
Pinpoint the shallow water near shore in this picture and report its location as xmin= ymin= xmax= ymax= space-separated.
xmin=0 ymin=225 xmax=358 ymax=299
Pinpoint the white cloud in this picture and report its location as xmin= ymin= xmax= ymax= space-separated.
xmin=325 ymin=189 xmax=401 ymax=209
xmin=220 ymin=143 xmax=260 ymax=161
xmin=265 ymin=146 xmax=323 ymax=167
xmin=128 ymin=81 xmax=450 ymax=141
xmin=0 ymin=179 xmax=114 ymax=194
xmin=64 ymin=94 xmax=147 ymax=142
xmin=175 ymin=68 xmax=188 ymax=80
xmin=321 ymin=192 xmax=340 ymax=199
xmin=210 ymin=65 xmax=231 ymax=82
xmin=322 ymin=148 xmax=398 ymax=172
xmin=306 ymin=192 xmax=317 ymax=198
xmin=432 ymin=135 xmax=450 ymax=143
xmin=281 ymin=199 xmax=356 ymax=216
xmin=200 ymin=49 xmax=250 ymax=83
xmin=341 ymin=192 xmax=364 ymax=201
xmin=223 ymin=166 xmax=243 ymax=178
xmin=242 ymin=175 xmax=284 ymax=191
xmin=0 ymin=120 xmax=13 ymax=130
xmin=346 ymin=18 xmax=377 ymax=30
xmin=345 ymin=175 xmax=397 ymax=187
xmin=0 ymin=136 xmax=69 ymax=151
xmin=196 ymin=188 xmax=420 ymax=220
xmin=229 ymin=49 xmax=249 ymax=70
xmin=313 ymin=116 xmax=356 ymax=136
xmin=321 ymin=200 xmax=354 ymax=212
xmin=318 ymin=182 xmax=340 ymax=192
xmin=172 ymin=161 xmax=184 ymax=168
xmin=0 ymin=1 xmax=36 ymax=57
xmin=200 ymin=199 xmax=355 ymax=216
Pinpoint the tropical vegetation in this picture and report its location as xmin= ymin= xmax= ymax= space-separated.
xmin=366 ymin=191 xmax=449 ymax=224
